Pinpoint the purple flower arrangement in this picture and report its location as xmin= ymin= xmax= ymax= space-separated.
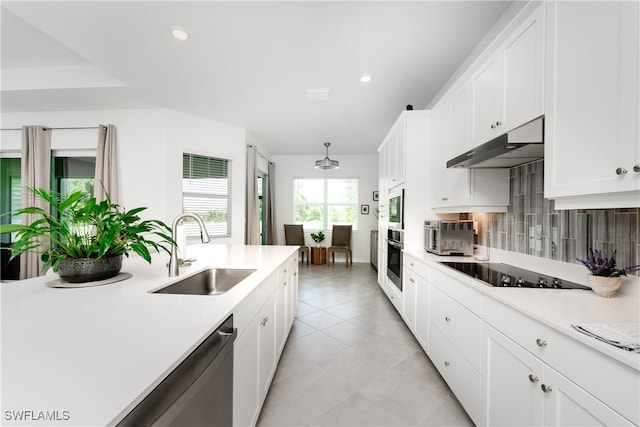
xmin=576 ymin=248 xmax=640 ymax=277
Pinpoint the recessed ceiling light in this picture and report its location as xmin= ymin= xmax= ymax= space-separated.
xmin=360 ymin=74 xmax=373 ymax=83
xmin=171 ymin=27 xmax=189 ymax=41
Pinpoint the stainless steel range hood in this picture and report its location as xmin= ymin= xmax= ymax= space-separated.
xmin=447 ymin=116 xmax=544 ymax=169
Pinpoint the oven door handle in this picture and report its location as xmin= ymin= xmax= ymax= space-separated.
xmin=387 ymin=239 xmax=403 ymax=249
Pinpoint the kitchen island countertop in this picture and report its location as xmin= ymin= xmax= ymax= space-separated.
xmin=1 ymin=244 xmax=297 ymax=427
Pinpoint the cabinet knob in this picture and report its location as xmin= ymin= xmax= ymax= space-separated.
xmin=490 ymin=123 xmax=496 ymax=129
xmin=496 ymin=121 xmax=502 ymax=127
xmin=528 ymin=374 xmax=539 ymax=383
xmin=616 ymin=167 xmax=628 ymax=175
xmin=409 ymin=278 xmax=415 ymax=283
xmin=634 ymin=165 xmax=640 ymax=173
xmin=410 ymin=262 xmax=415 ymax=267
xmin=536 ymin=338 xmax=547 ymax=347
xmin=444 ymin=361 xmax=450 ymax=367
xmin=445 ymin=316 xmax=451 ymax=322
xmin=541 ymin=384 xmax=553 ymax=393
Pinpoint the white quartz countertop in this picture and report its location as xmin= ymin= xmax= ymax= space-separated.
xmin=1 ymin=244 xmax=297 ymax=427
xmin=404 ymin=249 xmax=640 ymax=371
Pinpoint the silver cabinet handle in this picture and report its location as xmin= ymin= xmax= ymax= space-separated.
xmin=491 ymin=123 xmax=496 ymax=129
xmin=261 ymin=316 xmax=269 ymax=326
xmin=445 ymin=316 xmax=451 ymax=322
xmin=409 ymin=278 xmax=415 ymax=283
xmin=444 ymin=361 xmax=450 ymax=367
xmin=496 ymin=121 xmax=502 ymax=127
xmin=528 ymin=374 xmax=539 ymax=383
xmin=410 ymin=262 xmax=415 ymax=267
xmin=541 ymin=384 xmax=553 ymax=393
xmin=634 ymin=165 xmax=640 ymax=173
xmin=536 ymin=338 xmax=547 ymax=347
xmin=616 ymin=167 xmax=628 ymax=175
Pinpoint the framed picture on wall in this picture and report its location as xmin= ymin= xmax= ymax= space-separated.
xmin=372 ymin=191 xmax=379 ymax=201
xmin=361 ymin=204 xmax=370 ymax=215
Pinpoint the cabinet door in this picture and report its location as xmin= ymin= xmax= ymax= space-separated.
xmin=544 ymin=0 xmax=639 ymax=198
xmin=502 ymin=3 xmax=544 ymax=131
xmin=472 ymin=51 xmax=504 ymax=145
xmin=233 ymin=317 xmax=260 ymax=427
xmin=414 ymin=274 xmax=429 ymax=353
xmin=430 ymin=105 xmax=452 ymax=207
xmin=275 ymin=266 xmax=288 ymax=357
xmin=259 ymin=293 xmax=277 ymax=401
xmin=482 ymin=324 xmax=544 ymax=427
xmin=450 ymin=82 xmax=473 ymax=157
xmin=542 ymin=367 xmax=633 ymax=427
xmin=403 ymin=267 xmax=416 ymax=332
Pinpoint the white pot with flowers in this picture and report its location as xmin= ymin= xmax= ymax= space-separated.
xmin=577 ymin=248 xmax=640 ymax=298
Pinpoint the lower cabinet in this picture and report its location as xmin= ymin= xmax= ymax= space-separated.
xmin=233 ymin=254 xmax=297 ymax=427
xmin=395 ymin=256 xmax=638 ymax=427
xmin=482 ymin=323 xmax=633 ymax=426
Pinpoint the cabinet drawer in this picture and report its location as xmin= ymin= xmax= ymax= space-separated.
xmin=430 ymin=325 xmax=481 ymax=425
xmin=484 ymin=296 xmax=640 ymax=425
xmin=431 ymin=267 xmax=482 ymax=315
xmin=403 ymin=254 xmax=430 ymax=281
xmin=431 ymin=285 xmax=482 ymax=371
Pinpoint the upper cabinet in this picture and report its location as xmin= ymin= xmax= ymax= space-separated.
xmin=380 ymin=116 xmax=407 ymax=190
xmin=472 ymin=3 xmax=544 ymax=146
xmin=544 ymin=0 xmax=640 ymax=209
xmin=431 ymin=100 xmax=509 ymax=213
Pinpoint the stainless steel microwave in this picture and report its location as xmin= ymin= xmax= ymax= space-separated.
xmin=388 ymin=189 xmax=404 ymax=230
xmin=424 ymin=220 xmax=474 ymax=256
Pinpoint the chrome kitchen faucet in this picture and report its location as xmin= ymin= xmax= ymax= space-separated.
xmin=168 ymin=213 xmax=211 ymax=277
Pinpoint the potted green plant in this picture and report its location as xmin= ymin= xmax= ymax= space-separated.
xmin=576 ymin=248 xmax=640 ymax=297
xmin=0 ymin=187 xmax=174 ymax=283
xmin=310 ymin=230 xmax=325 ymax=247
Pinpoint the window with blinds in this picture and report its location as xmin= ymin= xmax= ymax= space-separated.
xmin=182 ymin=153 xmax=231 ymax=238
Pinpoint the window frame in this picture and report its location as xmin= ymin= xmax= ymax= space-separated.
xmin=292 ymin=177 xmax=359 ymax=231
xmin=182 ymin=152 xmax=232 ymax=239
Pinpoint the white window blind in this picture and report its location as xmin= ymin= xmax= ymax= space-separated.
xmin=182 ymin=153 xmax=231 ymax=238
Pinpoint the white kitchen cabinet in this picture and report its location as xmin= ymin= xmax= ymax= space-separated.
xmin=430 ymin=92 xmax=509 ymax=212
xmin=542 ymin=365 xmax=633 ymax=426
xmin=380 ymin=118 xmax=406 ymax=190
xmin=544 ymin=0 xmax=640 ymax=208
xmin=472 ymin=3 xmax=544 ymax=146
xmin=482 ymin=323 xmax=633 ymax=427
xmin=258 ymin=292 xmax=277 ymax=400
xmin=428 ymin=269 xmax=483 ymax=424
xmin=234 ymin=291 xmax=276 ymax=427
xmin=483 ymin=295 xmax=639 ymax=426
xmin=502 ymin=2 xmax=544 ymax=132
xmin=449 ymin=81 xmax=473 ymax=158
xmin=472 ymin=51 xmax=504 ymax=145
xmin=403 ymin=254 xmax=430 ymax=353
xmin=483 ymin=323 xmax=544 ymax=426
xmin=234 ymin=255 xmax=298 ymax=427
xmin=233 ymin=311 xmax=260 ymax=427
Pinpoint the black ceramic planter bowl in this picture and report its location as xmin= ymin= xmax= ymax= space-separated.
xmin=57 ymin=255 xmax=123 ymax=283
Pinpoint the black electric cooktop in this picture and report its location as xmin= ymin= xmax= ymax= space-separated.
xmin=439 ymin=262 xmax=590 ymax=290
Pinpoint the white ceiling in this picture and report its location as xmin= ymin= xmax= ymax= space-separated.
xmin=1 ymin=1 xmax=515 ymax=155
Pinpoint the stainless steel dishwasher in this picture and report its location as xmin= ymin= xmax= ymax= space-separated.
xmin=117 ymin=315 xmax=236 ymax=427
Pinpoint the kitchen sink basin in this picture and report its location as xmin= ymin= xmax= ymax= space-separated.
xmin=151 ymin=268 xmax=257 ymax=295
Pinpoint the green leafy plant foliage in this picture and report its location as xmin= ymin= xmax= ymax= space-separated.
xmin=0 ymin=187 xmax=175 ymax=272
xmin=310 ymin=231 xmax=325 ymax=243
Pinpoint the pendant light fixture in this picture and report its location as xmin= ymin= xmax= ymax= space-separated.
xmin=315 ymin=142 xmax=339 ymax=170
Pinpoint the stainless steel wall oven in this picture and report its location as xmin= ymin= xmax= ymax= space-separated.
xmin=387 ymin=228 xmax=403 ymax=291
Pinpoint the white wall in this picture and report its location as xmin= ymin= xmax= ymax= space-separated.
xmin=0 ymin=108 xmax=247 ymax=244
xmin=271 ymin=154 xmax=379 ymax=263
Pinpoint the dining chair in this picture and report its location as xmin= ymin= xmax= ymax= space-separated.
xmin=284 ymin=224 xmax=310 ymax=265
xmin=327 ymin=225 xmax=352 ymax=267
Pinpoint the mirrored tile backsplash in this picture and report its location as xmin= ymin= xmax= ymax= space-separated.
xmin=471 ymin=160 xmax=639 ymax=274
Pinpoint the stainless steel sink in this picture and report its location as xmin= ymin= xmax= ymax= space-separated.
xmin=151 ymin=268 xmax=256 ymax=295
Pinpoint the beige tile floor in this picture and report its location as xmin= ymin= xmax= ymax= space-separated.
xmin=256 ymin=262 xmax=474 ymax=427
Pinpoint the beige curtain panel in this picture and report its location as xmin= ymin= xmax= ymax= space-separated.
xmin=245 ymin=145 xmax=261 ymax=245
xmin=20 ymin=126 xmax=51 ymax=279
xmin=94 ymin=124 xmax=119 ymax=204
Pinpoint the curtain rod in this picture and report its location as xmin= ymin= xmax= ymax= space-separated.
xmin=247 ymin=144 xmax=268 ymax=161
xmin=0 ymin=126 xmax=103 ymax=131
